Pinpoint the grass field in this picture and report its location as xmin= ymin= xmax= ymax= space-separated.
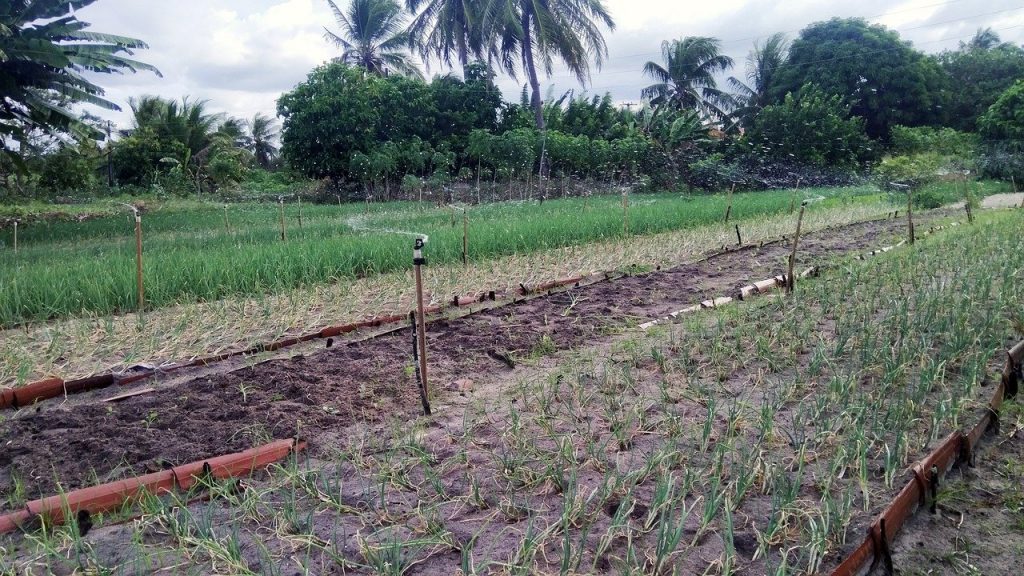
xmin=0 ymin=186 xmax=883 ymax=327
xmin=1 ymin=206 xmax=1019 ymax=575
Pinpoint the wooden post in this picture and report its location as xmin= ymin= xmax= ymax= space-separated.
xmin=413 ymin=238 xmax=431 ymax=415
xmin=790 ymin=178 xmax=801 ymax=214
xmin=724 ymin=183 xmax=735 ymax=223
xmin=462 ymin=209 xmax=468 ymax=266
xmin=223 ymin=205 xmax=230 ymax=234
xmin=297 ymin=198 xmax=303 ymax=229
xmin=962 ymin=176 xmax=973 ymax=224
xmin=735 ymin=224 xmax=742 ymax=246
xmin=786 ymin=203 xmax=806 ymax=294
xmin=12 ymin=221 xmax=17 ymax=254
xmin=622 ymin=191 xmax=629 ymax=236
xmin=135 ymin=212 xmax=144 ymax=311
xmin=907 ymin=188 xmax=915 ymax=246
xmin=279 ymin=198 xmax=287 ymax=242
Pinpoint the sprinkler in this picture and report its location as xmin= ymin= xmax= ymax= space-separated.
xmin=413 ymin=236 xmax=431 ymax=416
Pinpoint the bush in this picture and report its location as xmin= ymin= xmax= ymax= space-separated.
xmin=889 ymin=126 xmax=978 ymax=158
xmin=38 ymin=146 xmax=97 ymax=196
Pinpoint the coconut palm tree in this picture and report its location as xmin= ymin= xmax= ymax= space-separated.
xmin=246 ymin=113 xmax=280 ymax=168
xmin=482 ymin=0 xmax=615 ymax=130
xmin=0 ymin=0 xmax=159 ymax=161
xmin=324 ymin=0 xmax=423 ymax=78
xmin=405 ymin=0 xmax=482 ymax=68
xmin=642 ymin=37 xmax=735 ymax=123
xmin=727 ymin=33 xmax=788 ymax=129
xmin=128 ymin=96 xmax=223 ymax=158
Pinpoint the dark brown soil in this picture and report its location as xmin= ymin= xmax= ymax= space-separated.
xmin=0 ymin=216 xmax=921 ymax=505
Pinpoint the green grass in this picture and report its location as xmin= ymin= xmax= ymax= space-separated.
xmin=0 ymin=186 xmax=879 ymax=327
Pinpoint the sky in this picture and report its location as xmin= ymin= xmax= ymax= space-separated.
xmin=73 ymin=0 xmax=1024 ymax=130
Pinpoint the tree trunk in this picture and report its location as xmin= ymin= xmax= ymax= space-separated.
xmin=521 ymin=11 xmax=546 ymax=131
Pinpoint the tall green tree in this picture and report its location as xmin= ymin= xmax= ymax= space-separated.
xmin=405 ymin=0 xmax=481 ymax=68
xmin=324 ymin=0 xmax=422 ymax=78
xmin=938 ymin=28 xmax=1024 ymax=132
xmin=727 ymin=33 xmax=788 ymax=129
xmin=0 ymin=0 xmax=159 ymax=163
xmin=769 ymin=18 xmax=946 ymax=140
xmin=245 ymin=113 xmax=280 ymax=169
xmin=482 ymin=0 xmax=615 ymax=130
xmin=642 ymin=37 xmax=735 ymax=123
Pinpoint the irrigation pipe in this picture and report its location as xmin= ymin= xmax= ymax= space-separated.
xmin=0 ymin=214 xmax=943 ymax=411
xmin=0 ymin=439 xmax=305 ymax=535
xmin=831 ymin=338 xmax=1020 ymax=576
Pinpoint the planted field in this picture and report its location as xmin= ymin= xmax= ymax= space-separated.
xmin=0 ymin=187 xmax=877 ymax=327
xmin=2 ymin=207 xmax=1020 ymax=574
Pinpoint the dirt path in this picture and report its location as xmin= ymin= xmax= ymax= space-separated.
xmin=981 ymin=192 xmax=1024 ymax=209
xmin=0 ymin=215 xmax=934 ymax=505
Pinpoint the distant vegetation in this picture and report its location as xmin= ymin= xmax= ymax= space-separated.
xmin=1 ymin=1 xmax=1023 ymax=202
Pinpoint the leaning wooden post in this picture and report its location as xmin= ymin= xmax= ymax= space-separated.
xmin=12 ymin=220 xmax=17 ymax=254
xmin=786 ymin=202 xmax=806 ymax=295
xmin=1011 ymin=175 xmax=1018 ymax=194
xmin=413 ymin=237 xmax=431 ymax=416
xmin=279 ymin=198 xmax=287 ymax=242
xmin=724 ymin=183 xmax=735 ymax=223
xmin=134 ymin=209 xmax=145 ymax=311
xmin=735 ymin=224 xmax=742 ymax=246
xmin=462 ymin=209 xmax=469 ymax=266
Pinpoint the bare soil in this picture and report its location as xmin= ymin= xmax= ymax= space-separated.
xmin=0 ymin=217 xmax=919 ymax=505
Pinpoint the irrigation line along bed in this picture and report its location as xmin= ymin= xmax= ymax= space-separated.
xmin=0 ymin=439 xmax=305 ymax=536
xmin=0 ymin=212 xmax=921 ymax=411
xmin=831 ymin=338 xmax=1021 ymax=576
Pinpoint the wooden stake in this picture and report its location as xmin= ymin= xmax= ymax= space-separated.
xmin=1012 ymin=175 xmax=1018 ymax=194
xmin=279 ymin=199 xmax=287 ymax=242
xmin=735 ymin=224 xmax=742 ymax=246
xmin=907 ymin=189 xmax=915 ymax=246
xmin=410 ymin=312 xmax=431 ymax=416
xmin=297 ymin=199 xmax=303 ymax=229
xmin=12 ymin=221 xmax=16 ymax=254
xmin=786 ymin=204 xmax=806 ymax=294
xmin=135 ymin=213 xmax=145 ymax=311
xmin=963 ymin=177 xmax=973 ymax=224
xmin=622 ymin=191 xmax=629 ymax=236
xmin=725 ymin=183 xmax=735 ymax=223
xmin=413 ymin=238 xmax=430 ymax=415
xmin=223 ymin=205 xmax=230 ymax=234
xmin=790 ymin=178 xmax=801 ymax=214
xmin=462 ymin=209 xmax=468 ymax=266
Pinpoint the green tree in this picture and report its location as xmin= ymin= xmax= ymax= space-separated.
xmin=0 ymin=0 xmax=159 ymax=162
xmin=405 ymin=0 xmax=482 ymax=67
xmin=978 ymin=80 xmax=1024 ymax=141
xmin=245 ymin=113 xmax=280 ymax=169
xmin=482 ymin=0 xmax=615 ymax=130
xmin=642 ymin=37 xmax=735 ymax=122
xmin=937 ymin=29 xmax=1024 ymax=132
xmin=770 ymin=18 xmax=946 ymax=140
xmin=324 ymin=0 xmax=422 ymax=78
xmin=728 ymin=33 xmax=788 ymax=129
xmin=747 ymin=83 xmax=870 ymax=168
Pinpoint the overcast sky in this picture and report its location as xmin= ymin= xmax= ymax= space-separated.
xmin=74 ymin=0 xmax=1024 ymax=129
